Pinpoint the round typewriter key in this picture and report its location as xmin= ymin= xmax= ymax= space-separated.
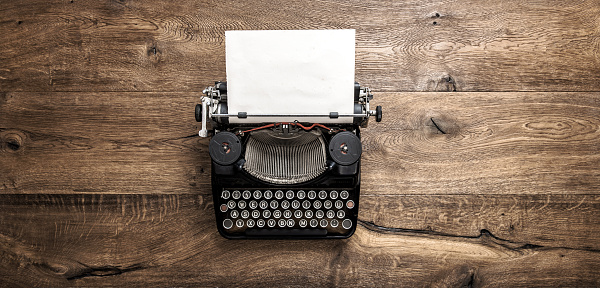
xmin=264 ymin=190 xmax=273 ymax=199
xmin=330 ymin=219 xmax=339 ymax=228
xmin=232 ymin=190 xmax=241 ymax=199
xmin=249 ymin=200 xmax=258 ymax=210
xmin=236 ymin=219 xmax=244 ymax=228
xmin=220 ymin=204 xmax=228 ymax=213
xmin=308 ymin=190 xmax=316 ymax=200
xmin=335 ymin=200 xmax=344 ymax=210
xmin=305 ymin=210 xmax=313 ymax=218
xmin=253 ymin=190 xmax=262 ymax=199
xmin=315 ymin=210 xmax=324 ymax=219
xmin=286 ymin=190 xmax=294 ymax=199
xmin=342 ymin=219 xmax=352 ymax=229
xmin=346 ymin=200 xmax=355 ymax=209
xmin=270 ymin=200 xmax=278 ymax=209
xmin=268 ymin=219 xmax=276 ymax=228
xmin=294 ymin=210 xmax=303 ymax=218
xmin=278 ymin=219 xmax=286 ymax=228
xmin=281 ymin=200 xmax=290 ymax=210
xmin=273 ymin=210 xmax=282 ymax=218
xmin=223 ymin=219 xmax=233 ymax=229
xmin=275 ymin=190 xmax=284 ymax=199
xmin=246 ymin=219 xmax=255 ymax=228
xmin=302 ymin=200 xmax=311 ymax=209
xmin=329 ymin=131 xmax=362 ymax=165
xmin=252 ymin=210 xmax=260 ymax=218
xmin=230 ymin=210 xmax=239 ymax=219
xmin=241 ymin=210 xmax=249 ymax=219
xmin=283 ymin=210 xmax=292 ymax=218
xmin=320 ymin=219 xmax=328 ymax=228
xmin=209 ymin=132 xmax=242 ymax=165
xmin=227 ymin=200 xmax=236 ymax=210
xmin=262 ymin=210 xmax=271 ymax=218
xmin=337 ymin=210 xmax=345 ymax=219
xmin=287 ymin=219 xmax=295 ymax=227
xmin=330 ymin=190 xmax=338 ymax=199
xmin=242 ymin=190 xmax=251 ymax=200
xmin=310 ymin=219 xmax=318 ymax=228
xmin=340 ymin=190 xmax=349 ymax=200
xmin=291 ymin=200 xmax=300 ymax=209
xmin=257 ymin=219 xmax=266 ymax=228
xmin=313 ymin=200 xmax=322 ymax=209
xmin=326 ymin=210 xmax=335 ymax=219
xmin=259 ymin=200 xmax=268 ymax=210
xmin=221 ymin=190 xmax=230 ymax=199
xmin=324 ymin=200 xmax=332 ymax=209
xmin=318 ymin=190 xmax=327 ymax=200
xmin=297 ymin=190 xmax=306 ymax=199
xmin=299 ymin=219 xmax=308 ymax=228
xmin=238 ymin=200 xmax=246 ymax=209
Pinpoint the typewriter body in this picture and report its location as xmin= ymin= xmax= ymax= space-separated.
xmin=196 ymin=82 xmax=381 ymax=239
xmin=195 ymin=29 xmax=381 ymax=239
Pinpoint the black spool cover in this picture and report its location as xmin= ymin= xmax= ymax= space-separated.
xmin=209 ymin=132 xmax=242 ymax=165
xmin=329 ymin=131 xmax=362 ymax=165
xmin=195 ymin=104 xmax=202 ymax=122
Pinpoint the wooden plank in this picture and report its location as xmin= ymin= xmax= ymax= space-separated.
xmin=0 ymin=194 xmax=598 ymax=287
xmin=1 ymin=0 xmax=599 ymax=92
xmin=1 ymin=92 xmax=598 ymax=195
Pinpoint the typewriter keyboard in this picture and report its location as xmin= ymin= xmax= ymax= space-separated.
xmin=217 ymin=189 xmax=357 ymax=237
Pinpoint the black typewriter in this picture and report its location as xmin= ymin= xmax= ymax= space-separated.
xmin=195 ymin=81 xmax=381 ymax=239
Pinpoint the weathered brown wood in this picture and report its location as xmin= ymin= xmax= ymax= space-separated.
xmin=0 ymin=194 xmax=598 ymax=287
xmin=2 ymin=92 xmax=598 ymax=195
xmin=1 ymin=0 xmax=599 ymax=92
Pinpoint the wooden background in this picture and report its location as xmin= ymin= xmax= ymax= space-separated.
xmin=1 ymin=0 xmax=599 ymax=286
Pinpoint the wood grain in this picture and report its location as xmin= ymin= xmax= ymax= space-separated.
xmin=1 ymin=0 xmax=599 ymax=92
xmin=0 ymin=194 xmax=598 ymax=287
xmin=1 ymin=92 xmax=598 ymax=195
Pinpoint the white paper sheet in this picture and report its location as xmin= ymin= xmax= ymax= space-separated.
xmin=225 ymin=29 xmax=355 ymax=124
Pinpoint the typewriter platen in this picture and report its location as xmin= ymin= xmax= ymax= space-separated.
xmin=196 ymin=81 xmax=381 ymax=239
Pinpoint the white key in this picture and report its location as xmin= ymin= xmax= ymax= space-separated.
xmin=299 ymin=219 xmax=308 ymax=228
xmin=268 ymin=219 xmax=276 ymax=227
xmin=236 ymin=219 xmax=244 ymax=228
xmin=283 ymin=210 xmax=292 ymax=218
xmin=221 ymin=190 xmax=231 ymax=199
xmin=315 ymin=210 xmax=324 ymax=219
xmin=330 ymin=190 xmax=338 ymax=199
xmin=230 ymin=210 xmax=239 ymax=219
xmin=291 ymin=200 xmax=300 ymax=209
xmin=340 ymin=190 xmax=349 ymax=199
xmin=241 ymin=210 xmax=249 ymax=219
xmin=302 ymin=200 xmax=311 ymax=209
xmin=324 ymin=200 xmax=332 ymax=209
xmin=242 ymin=190 xmax=251 ymax=199
xmin=264 ymin=190 xmax=273 ymax=199
xmin=337 ymin=210 xmax=345 ymax=219
xmin=232 ymin=190 xmax=241 ymax=199
xmin=275 ymin=190 xmax=284 ymax=199
xmin=287 ymin=219 xmax=295 ymax=227
xmin=335 ymin=200 xmax=343 ymax=210
xmin=297 ymin=190 xmax=306 ymax=199
xmin=326 ymin=210 xmax=335 ymax=218
xmin=281 ymin=200 xmax=290 ymax=210
xmin=262 ymin=210 xmax=271 ymax=218
xmin=278 ymin=219 xmax=286 ymax=227
xmin=246 ymin=219 xmax=255 ymax=228
xmin=305 ymin=210 xmax=313 ymax=218
xmin=318 ymin=190 xmax=327 ymax=200
xmin=286 ymin=190 xmax=294 ymax=199
xmin=253 ymin=190 xmax=262 ymax=199
xmin=249 ymin=200 xmax=258 ymax=210
xmin=238 ymin=200 xmax=246 ymax=209
xmin=252 ymin=210 xmax=260 ymax=218
xmin=259 ymin=200 xmax=268 ymax=210
xmin=227 ymin=200 xmax=236 ymax=210
xmin=330 ymin=219 xmax=339 ymax=228
xmin=313 ymin=200 xmax=322 ymax=209
xmin=270 ymin=200 xmax=278 ymax=209
xmin=294 ymin=210 xmax=303 ymax=218
xmin=310 ymin=219 xmax=318 ymax=228
xmin=320 ymin=219 xmax=328 ymax=228
xmin=257 ymin=219 xmax=266 ymax=228
xmin=308 ymin=190 xmax=316 ymax=199
xmin=273 ymin=210 xmax=282 ymax=218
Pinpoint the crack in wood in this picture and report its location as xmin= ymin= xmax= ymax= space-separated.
xmin=357 ymin=219 xmax=600 ymax=253
xmin=66 ymin=263 xmax=146 ymax=280
xmin=430 ymin=117 xmax=446 ymax=134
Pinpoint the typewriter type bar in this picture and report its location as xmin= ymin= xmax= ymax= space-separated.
xmin=196 ymin=81 xmax=381 ymax=239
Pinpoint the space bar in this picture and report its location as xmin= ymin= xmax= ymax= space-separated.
xmin=245 ymin=228 xmax=327 ymax=237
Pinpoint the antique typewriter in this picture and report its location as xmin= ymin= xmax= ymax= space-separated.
xmin=195 ymin=30 xmax=382 ymax=239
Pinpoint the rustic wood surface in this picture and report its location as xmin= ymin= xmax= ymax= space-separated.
xmin=1 ymin=0 xmax=600 ymax=287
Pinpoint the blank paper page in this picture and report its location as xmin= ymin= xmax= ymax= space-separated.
xmin=225 ymin=29 xmax=355 ymax=124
